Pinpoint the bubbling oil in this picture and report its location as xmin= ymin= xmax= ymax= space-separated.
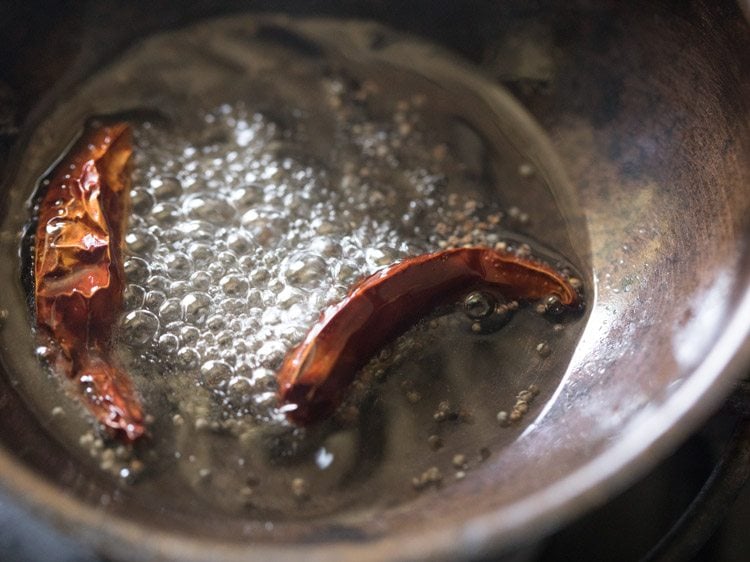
xmin=16 ymin=16 xmax=587 ymax=520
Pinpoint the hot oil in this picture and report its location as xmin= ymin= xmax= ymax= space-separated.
xmin=6 ymin=16 xmax=588 ymax=523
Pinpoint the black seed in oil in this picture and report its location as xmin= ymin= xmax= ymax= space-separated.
xmin=542 ymin=295 xmax=564 ymax=315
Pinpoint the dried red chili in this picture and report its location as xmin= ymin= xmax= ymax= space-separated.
xmin=277 ymin=246 xmax=581 ymax=426
xmin=34 ymin=121 xmax=145 ymax=441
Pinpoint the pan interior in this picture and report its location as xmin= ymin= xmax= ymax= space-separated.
xmin=0 ymin=14 xmax=590 ymax=542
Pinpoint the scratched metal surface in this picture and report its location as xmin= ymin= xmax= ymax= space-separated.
xmin=0 ymin=1 xmax=749 ymax=561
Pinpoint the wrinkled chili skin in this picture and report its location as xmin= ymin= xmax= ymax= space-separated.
xmin=34 ymin=121 xmax=145 ymax=441
xmin=277 ymin=247 xmax=581 ymax=426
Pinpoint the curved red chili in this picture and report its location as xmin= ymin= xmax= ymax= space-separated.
xmin=277 ymin=246 xmax=581 ymax=426
xmin=34 ymin=121 xmax=145 ymax=441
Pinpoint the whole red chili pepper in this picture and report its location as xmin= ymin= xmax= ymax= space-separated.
xmin=277 ymin=247 xmax=581 ymax=426
xmin=34 ymin=121 xmax=145 ymax=441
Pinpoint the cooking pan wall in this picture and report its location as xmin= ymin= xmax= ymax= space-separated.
xmin=0 ymin=1 xmax=749 ymax=560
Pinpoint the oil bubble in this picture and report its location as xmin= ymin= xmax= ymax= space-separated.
xmin=463 ymin=291 xmax=496 ymax=320
xmin=187 ymin=243 xmax=213 ymax=266
xmin=146 ymin=275 xmax=170 ymax=292
xmin=282 ymin=253 xmax=328 ymax=286
xmin=123 ymin=257 xmax=150 ymax=284
xmin=229 ymin=184 xmax=263 ymax=210
xmin=183 ymin=194 xmax=237 ymax=223
xmin=206 ymin=314 xmax=226 ymax=332
xmin=189 ymin=271 xmax=212 ymax=291
xmin=179 ymin=325 xmax=200 ymax=346
xmin=175 ymin=220 xmax=216 ymax=242
xmin=158 ymin=298 xmax=183 ymax=324
xmin=200 ymin=360 xmax=234 ymax=387
xmin=220 ymin=274 xmax=249 ymax=297
xmin=176 ymin=347 xmax=200 ymax=371
xmin=164 ymin=252 xmax=193 ymax=279
xmin=215 ymin=330 xmax=234 ymax=348
xmin=120 ymin=310 xmax=159 ymax=346
xmin=151 ymin=202 xmax=182 ymax=226
xmin=151 ymin=176 xmax=183 ymax=200
xmin=123 ymin=284 xmax=146 ymax=309
xmin=226 ymin=231 xmax=254 ymax=254
xmin=158 ymin=333 xmax=180 ymax=354
xmin=218 ymin=251 xmax=238 ymax=269
xmin=144 ymin=290 xmax=167 ymax=311
xmin=168 ymin=280 xmax=190 ymax=297
xmin=130 ymin=187 xmax=155 ymax=215
xmin=125 ymin=230 xmax=158 ymax=255
xmin=181 ymin=292 xmax=213 ymax=324
xmin=227 ymin=376 xmax=254 ymax=407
